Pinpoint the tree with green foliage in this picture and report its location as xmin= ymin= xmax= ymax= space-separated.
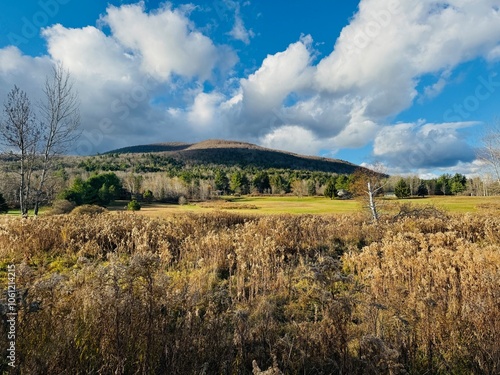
xmin=435 ymin=174 xmax=452 ymax=195
xmin=417 ymin=183 xmax=428 ymax=197
xmin=395 ymin=178 xmax=411 ymax=199
xmin=61 ymin=173 xmax=122 ymax=206
xmin=0 ymin=193 xmax=8 ymax=214
xmin=270 ymin=174 xmax=290 ymax=194
xmin=127 ymin=200 xmax=141 ymax=211
xmin=324 ymin=178 xmax=337 ymax=199
xmin=307 ymin=179 xmax=316 ymax=196
xmin=214 ymin=169 xmax=229 ymax=193
xmin=230 ymin=171 xmax=249 ymax=194
xmin=252 ymin=171 xmax=271 ymax=193
xmin=451 ymin=181 xmax=466 ymax=195
xmin=179 ymin=170 xmax=194 ymax=185
xmin=450 ymin=173 xmax=467 ymax=195
xmin=143 ymin=190 xmax=154 ymax=203
xmin=335 ymin=175 xmax=349 ymax=191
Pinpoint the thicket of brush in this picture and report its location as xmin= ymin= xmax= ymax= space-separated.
xmin=0 ymin=211 xmax=498 ymax=374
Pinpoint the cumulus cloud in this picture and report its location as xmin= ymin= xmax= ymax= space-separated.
xmin=1 ymin=0 xmax=500 ymax=174
xmin=103 ymin=3 xmax=236 ymax=81
xmin=0 ymin=46 xmax=53 ymax=105
xmin=241 ymin=35 xmax=313 ymax=114
xmin=373 ymin=121 xmax=478 ymax=169
xmin=260 ymin=125 xmax=326 ymax=156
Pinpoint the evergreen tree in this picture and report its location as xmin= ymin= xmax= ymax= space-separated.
xmin=60 ymin=173 xmax=122 ymax=206
xmin=230 ymin=171 xmax=244 ymax=194
xmin=335 ymin=175 xmax=349 ymax=191
xmin=270 ymin=174 xmax=290 ymax=194
xmin=395 ymin=178 xmax=411 ymax=199
xmin=436 ymin=174 xmax=452 ymax=195
xmin=214 ymin=170 xmax=229 ymax=193
xmin=252 ymin=171 xmax=271 ymax=193
xmin=450 ymin=173 xmax=467 ymax=195
xmin=143 ymin=190 xmax=154 ymax=203
xmin=324 ymin=178 xmax=337 ymax=199
xmin=417 ymin=183 xmax=428 ymax=197
xmin=307 ymin=179 xmax=316 ymax=196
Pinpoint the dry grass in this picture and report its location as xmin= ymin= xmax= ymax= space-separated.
xmin=0 ymin=211 xmax=498 ymax=374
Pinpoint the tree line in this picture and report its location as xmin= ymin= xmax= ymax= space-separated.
xmin=0 ymin=159 xmax=498 ymax=215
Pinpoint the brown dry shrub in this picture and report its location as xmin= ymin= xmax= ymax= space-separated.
xmin=0 ymin=211 xmax=498 ymax=374
xmin=71 ymin=204 xmax=107 ymax=216
xmin=49 ymin=199 xmax=76 ymax=215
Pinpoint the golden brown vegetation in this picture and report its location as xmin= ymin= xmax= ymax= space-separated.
xmin=0 ymin=211 xmax=498 ymax=374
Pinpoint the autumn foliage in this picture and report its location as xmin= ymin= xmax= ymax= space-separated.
xmin=0 ymin=211 xmax=498 ymax=374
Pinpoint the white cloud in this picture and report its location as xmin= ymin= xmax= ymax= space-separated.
xmin=228 ymin=14 xmax=254 ymax=44
xmin=0 ymin=46 xmax=52 ymax=104
xmin=314 ymin=0 xmax=500 ymax=117
xmin=421 ymin=70 xmax=452 ymax=101
xmin=260 ymin=125 xmax=326 ymax=156
xmin=103 ymin=3 xmax=236 ymax=81
xmin=1 ymin=0 xmax=500 ymax=175
xmin=373 ymin=121 xmax=478 ymax=169
xmin=187 ymin=91 xmax=225 ymax=128
xmin=240 ymin=35 xmax=314 ymax=114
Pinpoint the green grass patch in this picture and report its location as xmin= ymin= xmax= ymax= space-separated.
xmin=132 ymin=195 xmax=499 ymax=217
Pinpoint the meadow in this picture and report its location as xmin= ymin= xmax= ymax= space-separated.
xmin=0 ymin=201 xmax=498 ymax=374
xmin=128 ymin=195 xmax=500 ymax=217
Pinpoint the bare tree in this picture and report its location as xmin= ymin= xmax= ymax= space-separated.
xmin=0 ymin=86 xmax=40 ymax=217
xmin=477 ymin=122 xmax=500 ymax=184
xmin=350 ymin=167 xmax=388 ymax=222
xmin=33 ymin=64 xmax=80 ymax=215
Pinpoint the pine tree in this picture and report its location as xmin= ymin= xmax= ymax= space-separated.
xmin=324 ymin=178 xmax=337 ymax=199
xmin=395 ymin=178 xmax=411 ymax=199
xmin=214 ymin=170 xmax=229 ymax=193
xmin=417 ymin=183 xmax=428 ymax=197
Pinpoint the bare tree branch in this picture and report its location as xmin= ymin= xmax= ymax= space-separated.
xmin=0 ymin=86 xmax=40 ymax=217
xmin=33 ymin=63 xmax=81 ymax=215
xmin=477 ymin=122 xmax=500 ymax=184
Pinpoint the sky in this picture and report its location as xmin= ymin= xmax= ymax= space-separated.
xmin=1 ymin=0 xmax=500 ymax=177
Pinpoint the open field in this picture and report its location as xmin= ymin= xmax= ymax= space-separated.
xmin=120 ymin=195 xmax=500 ymax=218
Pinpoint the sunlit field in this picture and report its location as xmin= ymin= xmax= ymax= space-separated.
xmin=123 ymin=195 xmax=500 ymax=218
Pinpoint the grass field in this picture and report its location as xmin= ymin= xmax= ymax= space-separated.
xmin=131 ymin=195 xmax=500 ymax=218
xmin=3 ymin=195 xmax=497 ymax=218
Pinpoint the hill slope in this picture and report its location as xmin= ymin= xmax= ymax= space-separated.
xmin=105 ymin=139 xmax=365 ymax=174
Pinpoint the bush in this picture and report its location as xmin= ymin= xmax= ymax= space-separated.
xmin=61 ymin=173 xmax=123 ymax=206
xmin=178 ymin=196 xmax=188 ymax=205
xmin=71 ymin=204 xmax=107 ymax=216
xmin=50 ymin=199 xmax=76 ymax=215
xmin=127 ymin=200 xmax=141 ymax=211
xmin=143 ymin=190 xmax=154 ymax=203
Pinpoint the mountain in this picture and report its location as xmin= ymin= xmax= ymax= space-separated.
xmin=105 ymin=139 xmax=366 ymax=174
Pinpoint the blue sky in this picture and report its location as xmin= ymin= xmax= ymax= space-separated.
xmin=1 ymin=0 xmax=500 ymax=177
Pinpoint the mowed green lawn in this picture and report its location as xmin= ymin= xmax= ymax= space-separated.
xmin=134 ymin=195 xmax=499 ymax=217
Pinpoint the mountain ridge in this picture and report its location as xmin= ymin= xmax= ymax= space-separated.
xmin=104 ymin=139 xmax=366 ymax=174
